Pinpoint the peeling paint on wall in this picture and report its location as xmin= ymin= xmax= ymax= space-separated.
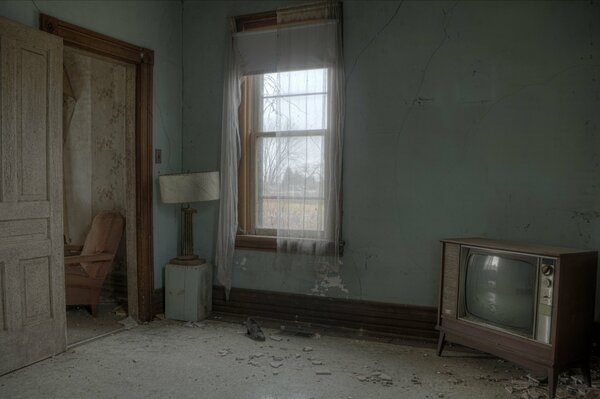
xmin=310 ymin=260 xmax=350 ymax=297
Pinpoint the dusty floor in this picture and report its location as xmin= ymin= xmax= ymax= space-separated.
xmin=66 ymin=303 xmax=125 ymax=345
xmin=0 ymin=319 xmax=595 ymax=398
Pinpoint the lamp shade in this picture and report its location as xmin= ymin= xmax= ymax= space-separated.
xmin=159 ymin=171 xmax=220 ymax=204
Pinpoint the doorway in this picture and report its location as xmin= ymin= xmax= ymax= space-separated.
xmin=40 ymin=14 xmax=156 ymax=323
xmin=62 ymin=47 xmax=137 ymax=345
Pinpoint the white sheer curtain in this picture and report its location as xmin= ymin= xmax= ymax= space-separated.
xmin=272 ymin=4 xmax=344 ymax=256
xmin=215 ymin=18 xmax=241 ymax=297
xmin=216 ymin=2 xmax=344 ymax=296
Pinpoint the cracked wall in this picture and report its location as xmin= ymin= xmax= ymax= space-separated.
xmin=5 ymin=0 xmax=595 ymax=310
xmin=184 ymin=0 xmax=600 ymax=312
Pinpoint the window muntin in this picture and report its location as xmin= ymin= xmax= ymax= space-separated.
xmin=261 ymin=68 xmax=328 ymax=132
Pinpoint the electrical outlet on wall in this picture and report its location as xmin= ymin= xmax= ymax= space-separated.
xmin=155 ymin=149 xmax=162 ymax=164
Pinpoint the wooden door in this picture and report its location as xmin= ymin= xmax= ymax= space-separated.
xmin=0 ymin=16 xmax=65 ymax=374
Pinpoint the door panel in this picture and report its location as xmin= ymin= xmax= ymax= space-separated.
xmin=19 ymin=46 xmax=49 ymax=200
xmin=0 ymin=16 xmax=65 ymax=375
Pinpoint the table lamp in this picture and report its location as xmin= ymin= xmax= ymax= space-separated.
xmin=159 ymin=171 xmax=219 ymax=265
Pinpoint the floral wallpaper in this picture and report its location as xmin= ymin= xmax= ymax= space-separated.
xmin=63 ymin=47 xmax=135 ymax=301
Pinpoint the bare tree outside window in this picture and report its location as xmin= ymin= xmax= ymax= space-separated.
xmin=251 ymin=68 xmax=328 ymax=235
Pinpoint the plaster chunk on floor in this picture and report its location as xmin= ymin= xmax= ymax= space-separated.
xmin=217 ymin=349 xmax=230 ymax=357
xmin=182 ymin=321 xmax=204 ymax=328
xmin=117 ymin=316 xmax=138 ymax=330
xmin=357 ymin=370 xmax=394 ymax=386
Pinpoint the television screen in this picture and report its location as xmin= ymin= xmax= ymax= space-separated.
xmin=464 ymin=252 xmax=536 ymax=335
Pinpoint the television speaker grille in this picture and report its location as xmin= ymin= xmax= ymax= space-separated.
xmin=442 ymin=243 xmax=460 ymax=318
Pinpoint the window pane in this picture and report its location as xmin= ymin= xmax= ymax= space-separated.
xmin=263 ymin=68 xmax=327 ymax=97
xmin=263 ymin=94 xmax=327 ymax=131
xmin=259 ymin=198 xmax=324 ymax=232
xmin=256 ymin=135 xmax=324 ymax=231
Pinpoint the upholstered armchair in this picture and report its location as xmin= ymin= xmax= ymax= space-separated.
xmin=64 ymin=212 xmax=125 ymax=317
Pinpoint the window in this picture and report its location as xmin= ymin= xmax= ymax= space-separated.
xmin=234 ymin=5 xmax=343 ymax=253
xmin=254 ymin=68 xmax=329 ymax=234
xmin=238 ymin=67 xmax=331 ymax=245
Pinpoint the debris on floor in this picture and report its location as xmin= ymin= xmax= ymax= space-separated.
xmin=447 ymin=377 xmax=464 ymax=385
xmin=217 ymin=349 xmax=230 ymax=357
xmin=117 ymin=316 xmax=138 ymax=330
xmin=112 ymin=305 xmax=127 ymax=317
xmin=505 ymin=357 xmax=600 ymax=399
xmin=182 ymin=321 xmax=205 ymax=328
xmin=1 ymin=318 xmax=546 ymax=398
xmin=355 ymin=371 xmax=394 ymax=387
xmin=245 ymin=317 xmax=266 ymax=342
xmin=315 ymin=368 xmax=332 ymax=375
xmin=585 ymin=389 xmax=600 ymax=399
xmin=410 ymin=374 xmax=422 ymax=385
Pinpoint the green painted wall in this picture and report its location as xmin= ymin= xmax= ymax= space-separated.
xmin=2 ymin=1 xmax=598 ymax=312
xmin=0 ymin=0 xmax=183 ymax=288
xmin=183 ymin=1 xmax=600 ymax=312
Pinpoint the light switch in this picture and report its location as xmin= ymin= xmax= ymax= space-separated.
xmin=155 ymin=149 xmax=162 ymax=164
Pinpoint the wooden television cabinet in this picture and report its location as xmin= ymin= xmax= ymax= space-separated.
xmin=437 ymin=238 xmax=597 ymax=399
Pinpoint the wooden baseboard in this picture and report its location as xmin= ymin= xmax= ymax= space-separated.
xmin=212 ymin=286 xmax=437 ymax=341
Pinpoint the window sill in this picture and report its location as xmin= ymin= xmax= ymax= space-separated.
xmin=235 ymin=234 xmax=345 ymax=255
xmin=235 ymin=235 xmax=277 ymax=251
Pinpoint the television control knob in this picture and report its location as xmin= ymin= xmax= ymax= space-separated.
xmin=541 ymin=265 xmax=553 ymax=276
xmin=543 ymin=278 xmax=552 ymax=288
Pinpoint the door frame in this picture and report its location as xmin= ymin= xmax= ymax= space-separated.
xmin=40 ymin=14 xmax=155 ymax=322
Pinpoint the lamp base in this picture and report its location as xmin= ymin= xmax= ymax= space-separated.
xmin=174 ymin=206 xmax=205 ymax=266
xmin=170 ymin=255 xmax=206 ymax=266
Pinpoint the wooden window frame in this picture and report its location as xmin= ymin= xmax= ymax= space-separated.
xmin=40 ymin=14 xmax=155 ymax=322
xmin=234 ymin=9 xmax=338 ymax=252
xmin=236 ymin=10 xmax=276 ymax=251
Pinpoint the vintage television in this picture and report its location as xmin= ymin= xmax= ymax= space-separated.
xmin=437 ymin=238 xmax=597 ymax=399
